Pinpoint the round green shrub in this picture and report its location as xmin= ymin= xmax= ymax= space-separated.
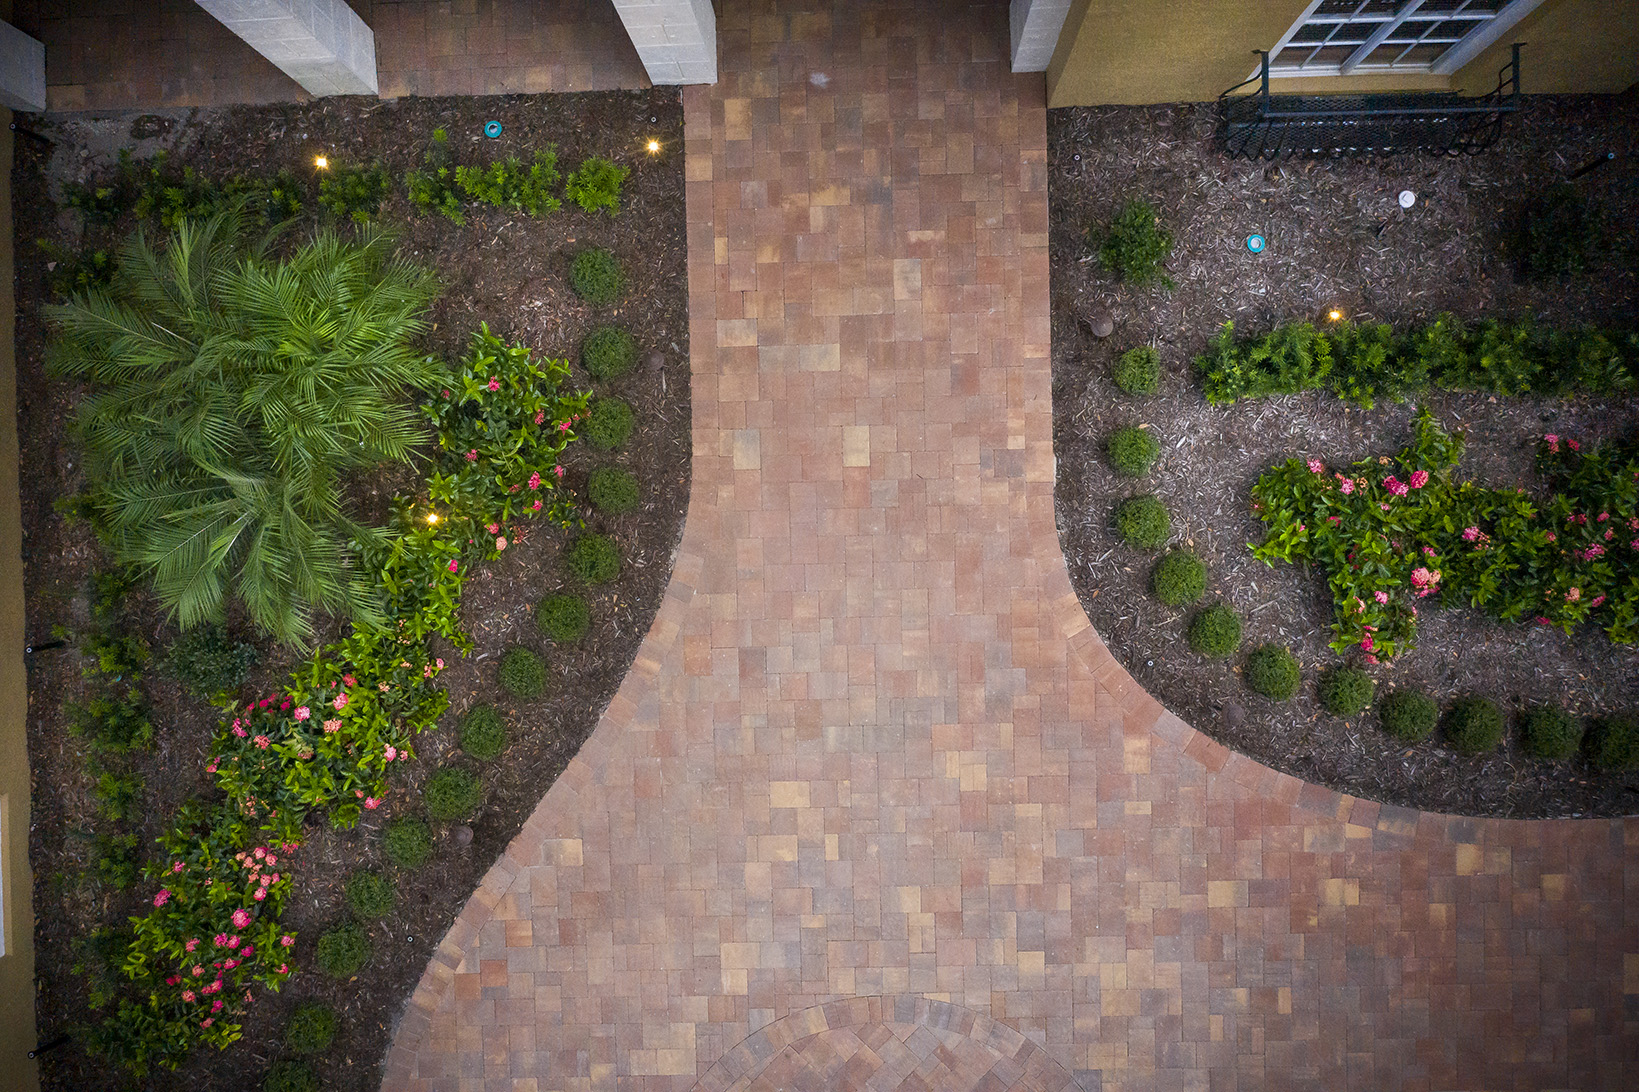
xmin=460 ymin=704 xmax=507 ymax=761
xmin=384 ymin=818 xmax=431 ymax=869
xmin=265 ymin=1060 xmax=318 ymax=1092
xmin=567 ymin=533 xmax=621 ymax=585
xmin=345 ymin=870 xmax=395 ymax=919
xmin=1520 ymin=705 xmax=1582 ymax=760
xmin=570 ymin=246 xmax=624 ymax=305
xmin=1188 ymin=603 xmax=1242 ymax=658
xmin=1151 ymin=551 xmax=1206 ymax=607
xmin=1107 ymin=426 xmax=1160 ymax=477
xmin=424 ymin=766 xmax=482 ymax=822
xmin=585 ymin=397 xmax=634 ymax=450
xmin=581 ymin=324 xmax=636 ymax=380
xmin=1113 ymin=346 xmax=1161 ymax=395
xmin=498 ymin=646 xmax=547 ymax=699
xmin=315 ymin=922 xmax=371 ymax=978
xmin=1378 ymin=689 xmax=1438 ymax=743
xmin=1318 ymin=666 xmax=1375 ymax=717
xmin=166 ymin=625 xmax=259 ymax=696
xmin=284 ymin=1002 xmax=338 ymax=1054
xmin=537 ymin=593 xmax=590 ymax=643
xmin=1442 ymin=696 xmax=1505 ymax=755
xmin=1585 ymin=716 xmax=1639 ymax=771
xmin=1244 ymin=644 xmax=1299 ymax=700
xmin=1114 ymin=494 xmax=1170 ymax=549
xmin=588 ymin=467 xmax=639 ymax=513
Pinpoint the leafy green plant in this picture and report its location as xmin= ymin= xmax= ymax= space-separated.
xmin=1095 ymin=198 xmax=1174 ymax=288
xmin=1188 ymin=603 xmax=1241 ymax=657
xmin=1585 ymin=716 xmax=1638 ymax=771
xmin=1378 ymin=689 xmax=1438 ymax=742
xmin=1114 ymin=495 xmax=1170 ymax=549
xmin=384 ymin=818 xmax=432 ymax=869
xmin=1442 ymin=696 xmax=1505 ymax=755
xmin=46 ymin=209 xmax=442 ymax=644
xmin=315 ymin=921 xmax=372 ymax=977
xmin=1113 ymin=346 xmax=1160 ymax=395
xmin=265 ymin=1060 xmax=319 ymax=1092
xmin=585 ymin=397 xmax=635 ymax=450
xmin=92 ymin=765 xmax=144 ymax=822
xmin=284 ymin=1002 xmax=338 ymax=1054
xmin=1107 ymin=426 xmax=1159 ymax=478
xmin=90 ymin=832 xmax=142 ymax=889
xmin=63 ymin=179 xmax=126 ymax=226
xmin=581 ymin=325 xmax=637 ymax=380
xmin=1519 ymin=705 xmax=1581 ymax=760
xmin=345 ymin=870 xmax=395 ymax=919
xmin=570 ymin=246 xmax=625 ymax=305
xmin=588 ymin=467 xmax=639 ymax=513
xmin=564 ymin=156 xmax=629 ymax=216
xmin=1508 ymin=183 xmax=1605 ymax=282
xmin=537 ymin=594 xmax=590 ymax=643
xmin=405 ymin=129 xmax=465 ymax=224
xmin=38 ymin=239 xmax=116 ymax=298
xmin=1243 ymin=644 xmax=1298 ymax=700
xmin=498 ymin=647 xmax=547 ymax=699
xmin=166 ymin=625 xmax=259 ymax=697
xmin=69 ymin=691 xmax=154 ymax=753
xmin=424 ymin=766 xmax=482 ymax=821
xmin=1318 ymin=666 xmax=1374 ymax=716
xmin=460 ymin=704 xmax=507 ymax=760
xmin=1151 ymin=551 xmax=1207 ymax=606
xmin=318 ymin=162 xmax=391 ymax=223
xmin=456 ymin=148 xmax=562 ymax=215
xmin=567 ymin=533 xmax=621 ymax=585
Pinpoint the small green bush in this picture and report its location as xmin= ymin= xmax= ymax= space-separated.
xmin=1096 ymin=198 xmax=1174 ymax=288
xmin=1188 ymin=603 xmax=1242 ymax=658
xmin=1509 ymin=183 xmax=1605 ymax=282
xmin=1520 ymin=705 xmax=1582 ymax=760
xmin=1585 ymin=716 xmax=1639 ymax=771
xmin=1378 ymin=689 xmax=1438 ymax=743
xmin=537 ymin=594 xmax=591 ymax=643
xmin=405 ymin=128 xmax=465 ymax=224
xmin=1107 ymin=426 xmax=1160 ymax=477
xmin=1151 ymin=551 xmax=1207 ymax=606
xmin=264 ymin=1060 xmax=319 ymax=1092
xmin=1442 ymin=697 xmax=1505 ymax=754
xmin=498 ymin=646 xmax=547 ymax=699
xmin=1113 ymin=346 xmax=1161 ymax=395
xmin=285 ymin=1002 xmax=338 ymax=1054
xmin=69 ymin=691 xmax=154 ymax=753
xmin=460 ymin=704 xmax=507 ymax=761
xmin=570 ymin=246 xmax=625 ymax=305
xmin=384 ymin=818 xmax=431 ymax=869
xmin=317 ymin=162 xmax=391 ymax=223
xmin=345 ymin=870 xmax=395 ymax=919
xmin=588 ymin=467 xmax=640 ymax=513
xmin=564 ymin=156 xmax=629 ymax=216
xmin=166 ymin=625 xmax=258 ymax=697
xmin=90 ymin=832 xmax=141 ymax=889
xmin=92 ymin=767 xmax=143 ymax=822
xmin=455 ymin=148 xmax=562 ymax=215
xmin=581 ymin=325 xmax=637 ymax=380
xmin=1318 ymin=666 xmax=1375 ymax=717
xmin=1244 ymin=644 xmax=1299 ymax=700
xmin=585 ymin=397 xmax=635 ymax=450
xmin=314 ymin=922 xmax=371 ymax=978
xmin=424 ymin=766 xmax=482 ymax=822
xmin=1115 ymin=495 xmax=1170 ymax=549
xmin=566 ymin=533 xmax=621 ymax=585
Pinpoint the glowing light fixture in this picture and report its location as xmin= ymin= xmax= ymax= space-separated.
xmin=1327 ymin=308 xmax=1343 ymax=322
xmin=314 ymin=155 xmax=329 ymax=170
xmin=646 ymin=139 xmax=661 ymax=154
xmin=426 ymin=512 xmax=440 ymax=524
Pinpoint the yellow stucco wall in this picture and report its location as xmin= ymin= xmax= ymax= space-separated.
xmin=1046 ymin=0 xmax=1639 ymax=107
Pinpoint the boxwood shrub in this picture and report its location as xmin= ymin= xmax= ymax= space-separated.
xmin=1442 ymin=696 xmax=1505 ymax=754
xmin=1151 ymin=550 xmax=1206 ymax=606
xmin=1519 ymin=705 xmax=1582 ymax=760
xmin=265 ymin=1061 xmax=318 ymax=1092
xmin=537 ymin=593 xmax=590 ymax=643
xmin=1188 ymin=603 xmax=1241 ymax=657
xmin=1318 ymin=666 xmax=1374 ymax=716
xmin=460 ymin=704 xmax=507 ymax=761
xmin=1113 ymin=346 xmax=1161 ymax=395
xmin=1115 ymin=495 xmax=1170 ymax=549
xmin=345 ymin=870 xmax=394 ymax=919
xmin=588 ymin=466 xmax=639 ymax=513
xmin=1585 ymin=716 xmax=1638 ymax=771
xmin=570 ymin=246 xmax=624 ymax=305
xmin=424 ymin=766 xmax=482 ymax=822
xmin=498 ymin=646 xmax=547 ymax=699
xmin=315 ymin=922 xmax=371 ymax=978
xmin=567 ymin=533 xmax=621 ymax=585
xmin=581 ymin=324 xmax=636 ymax=380
xmin=285 ymin=1002 xmax=337 ymax=1054
xmin=585 ymin=397 xmax=634 ymax=450
xmin=1244 ymin=644 xmax=1299 ymax=700
xmin=1107 ymin=426 xmax=1160 ymax=477
xmin=1378 ymin=688 xmax=1438 ymax=742
xmin=384 ymin=818 xmax=431 ymax=869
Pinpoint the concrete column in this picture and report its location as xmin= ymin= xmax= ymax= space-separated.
xmin=193 ymin=0 xmax=378 ymax=97
xmin=610 ymin=0 xmax=717 ymax=85
xmin=0 ymin=21 xmax=44 ymax=112
xmin=1009 ymin=0 xmax=1072 ymax=73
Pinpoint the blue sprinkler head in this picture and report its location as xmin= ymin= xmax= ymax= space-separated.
xmin=484 ymin=120 xmax=503 ymax=139
xmin=1245 ymin=234 xmax=1266 ymax=254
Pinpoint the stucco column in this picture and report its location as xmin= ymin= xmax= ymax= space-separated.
xmin=1009 ymin=0 xmax=1072 ymax=73
xmin=0 ymin=21 xmax=43 ymax=111
xmin=193 ymin=0 xmax=377 ymax=97
xmin=610 ymin=0 xmax=717 ymax=85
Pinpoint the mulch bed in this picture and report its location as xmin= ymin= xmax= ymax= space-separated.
xmin=16 ymin=91 xmax=688 ymax=1091
xmin=1049 ymin=93 xmax=1639 ymax=819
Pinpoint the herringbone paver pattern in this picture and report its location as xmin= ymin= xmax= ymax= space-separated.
xmin=381 ymin=3 xmax=1639 ymax=1091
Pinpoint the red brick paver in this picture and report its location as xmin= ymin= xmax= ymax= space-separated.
xmin=381 ymin=4 xmax=1639 ymax=1091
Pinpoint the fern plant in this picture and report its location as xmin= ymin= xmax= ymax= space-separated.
xmin=45 ymin=209 xmax=443 ymax=645
xmin=564 ymin=156 xmax=628 ymax=216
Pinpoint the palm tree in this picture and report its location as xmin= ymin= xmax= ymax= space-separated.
xmin=47 ymin=208 xmax=443 ymax=645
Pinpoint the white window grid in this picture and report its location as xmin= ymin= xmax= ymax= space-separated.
xmin=1264 ymin=0 xmax=1543 ymax=77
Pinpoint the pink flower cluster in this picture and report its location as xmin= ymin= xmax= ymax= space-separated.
xmin=1382 ymin=475 xmax=1409 ymax=497
xmin=1409 ymin=566 xmax=1441 ymax=598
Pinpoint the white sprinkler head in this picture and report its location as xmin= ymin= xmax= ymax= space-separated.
xmin=1398 ymin=190 xmax=1417 ymax=210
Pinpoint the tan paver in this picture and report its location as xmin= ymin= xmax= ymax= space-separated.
xmin=382 ymin=3 xmax=1639 ymax=1091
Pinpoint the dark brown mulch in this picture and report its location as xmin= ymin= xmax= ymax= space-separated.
xmin=1049 ymin=93 xmax=1639 ymax=820
xmin=16 ymin=91 xmax=688 ymax=1091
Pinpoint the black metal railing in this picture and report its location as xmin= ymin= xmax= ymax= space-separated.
xmin=1218 ymin=43 xmax=1521 ymax=159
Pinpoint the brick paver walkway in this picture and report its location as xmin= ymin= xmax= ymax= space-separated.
xmin=381 ymin=4 xmax=1639 ymax=1091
